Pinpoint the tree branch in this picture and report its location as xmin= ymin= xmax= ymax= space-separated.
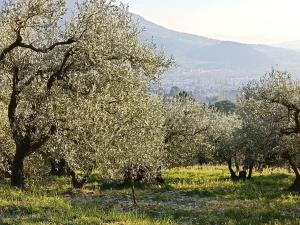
xmin=8 ymin=67 xmax=22 ymax=140
xmin=18 ymin=38 xmax=76 ymax=54
xmin=0 ymin=22 xmax=75 ymax=63
xmin=47 ymin=48 xmax=74 ymax=91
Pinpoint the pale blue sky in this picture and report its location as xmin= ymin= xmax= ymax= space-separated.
xmin=121 ymin=0 xmax=300 ymax=44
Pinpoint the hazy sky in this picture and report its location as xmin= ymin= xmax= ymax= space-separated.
xmin=121 ymin=0 xmax=300 ymax=44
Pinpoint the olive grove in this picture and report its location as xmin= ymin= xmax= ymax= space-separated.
xmin=0 ymin=0 xmax=299 ymax=200
xmin=163 ymin=94 xmax=213 ymax=168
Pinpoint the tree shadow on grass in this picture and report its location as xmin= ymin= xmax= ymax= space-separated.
xmin=0 ymin=205 xmax=43 ymax=225
xmin=222 ymin=206 xmax=299 ymax=225
xmin=82 ymin=172 xmax=297 ymax=206
xmin=162 ymin=173 xmax=297 ymax=200
xmin=0 ymin=205 xmax=34 ymax=215
xmin=1 ymin=172 xmax=292 ymax=225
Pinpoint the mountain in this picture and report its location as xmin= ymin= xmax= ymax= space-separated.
xmin=133 ymin=14 xmax=300 ymax=102
xmin=135 ymin=15 xmax=273 ymax=72
xmin=134 ymin=15 xmax=219 ymax=68
xmin=134 ymin=14 xmax=300 ymax=75
xmin=275 ymin=40 xmax=300 ymax=50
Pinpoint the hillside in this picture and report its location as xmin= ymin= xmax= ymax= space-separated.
xmin=135 ymin=14 xmax=300 ymax=73
xmin=133 ymin=14 xmax=300 ymax=101
xmin=275 ymin=40 xmax=300 ymax=50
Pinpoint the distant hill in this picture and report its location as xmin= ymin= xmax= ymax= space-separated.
xmin=275 ymin=40 xmax=300 ymax=50
xmin=132 ymin=14 xmax=300 ymax=102
xmin=133 ymin=14 xmax=300 ymax=77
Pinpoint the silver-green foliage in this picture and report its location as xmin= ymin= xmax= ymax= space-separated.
xmin=0 ymin=0 xmax=171 ymax=186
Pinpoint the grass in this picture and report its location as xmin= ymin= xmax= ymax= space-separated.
xmin=0 ymin=165 xmax=299 ymax=225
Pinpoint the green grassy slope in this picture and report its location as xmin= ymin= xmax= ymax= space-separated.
xmin=0 ymin=165 xmax=299 ymax=225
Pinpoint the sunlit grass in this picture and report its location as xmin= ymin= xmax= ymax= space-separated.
xmin=0 ymin=165 xmax=299 ymax=225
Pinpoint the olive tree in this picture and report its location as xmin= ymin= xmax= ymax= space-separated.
xmin=241 ymin=70 xmax=300 ymax=191
xmin=208 ymin=112 xmax=242 ymax=180
xmin=164 ymin=95 xmax=212 ymax=168
xmin=45 ymin=82 xmax=166 ymax=190
xmin=236 ymin=97 xmax=282 ymax=179
xmin=0 ymin=0 xmax=170 ymax=188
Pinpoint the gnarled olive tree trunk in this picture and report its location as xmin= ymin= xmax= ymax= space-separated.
xmin=49 ymin=158 xmax=66 ymax=176
xmin=288 ymin=158 xmax=300 ymax=192
xmin=123 ymin=166 xmax=165 ymax=185
xmin=247 ymin=160 xmax=255 ymax=180
xmin=66 ymin=166 xmax=89 ymax=189
xmin=11 ymin=143 xmax=30 ymax=188
xmin=227 ymin=159 xmax=238 ymax=181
